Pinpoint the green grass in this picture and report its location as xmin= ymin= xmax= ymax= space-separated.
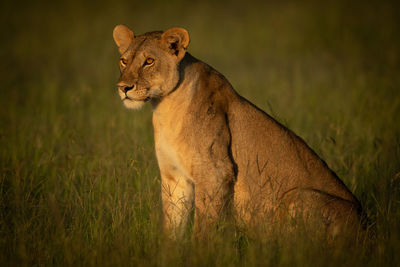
xmin=1 ymin=0 xmax=400 ymax=265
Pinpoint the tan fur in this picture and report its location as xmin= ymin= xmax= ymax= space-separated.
xmin=113 ymin=25 xmax=362 ymax=238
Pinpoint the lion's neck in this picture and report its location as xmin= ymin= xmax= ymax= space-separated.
xmin=151 ymin=53 xmax=201 ymax=115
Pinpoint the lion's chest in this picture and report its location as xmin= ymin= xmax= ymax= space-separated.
xmin=153 ymin=116 xmax=194 ymax=181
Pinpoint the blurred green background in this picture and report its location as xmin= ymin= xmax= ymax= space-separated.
xmin=1 ymin=0 xmax=400 ymax=265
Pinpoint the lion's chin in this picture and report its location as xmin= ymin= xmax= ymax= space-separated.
xmin=123 ymin=98 xmax=146 ymax=110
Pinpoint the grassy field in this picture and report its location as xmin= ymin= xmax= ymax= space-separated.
xmin=1 ymin=0 xmax=400 ymax=265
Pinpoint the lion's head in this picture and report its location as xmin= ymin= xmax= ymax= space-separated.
xmin=113 ymin=25 xmax=190 ymax=109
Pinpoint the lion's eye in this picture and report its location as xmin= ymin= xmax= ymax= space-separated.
xmin=144 ymin=57 xmax=155 ymax=66
xmin=120 ymin=58 xmax=127 ymax=66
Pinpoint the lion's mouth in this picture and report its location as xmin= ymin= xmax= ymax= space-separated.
xmin=123 ymin=95 xmax=151 ymax=102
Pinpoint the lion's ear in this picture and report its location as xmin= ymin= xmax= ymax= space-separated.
xmin=161 ymin=27 xmax=190 ymax=61
xmin=113 ymin=25 xmax=134 ymax=54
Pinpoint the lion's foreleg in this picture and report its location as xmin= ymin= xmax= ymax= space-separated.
xmin=161 ymin=174 xmax=194 ymax=239
xmin=193 ymin=167 xmax=235 ymax=237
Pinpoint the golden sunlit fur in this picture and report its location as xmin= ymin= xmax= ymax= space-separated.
xmin=113 ymin=25 xmax=362 ymax=238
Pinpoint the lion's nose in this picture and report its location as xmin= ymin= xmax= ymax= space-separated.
xmin=118 ymin=83 xmax=135 ymax=93
xmin=123 ymin=85 xmax=134 ymax=93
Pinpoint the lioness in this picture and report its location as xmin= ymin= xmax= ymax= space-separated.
xmin=113 ymin=25 xmax=362 ymax=238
